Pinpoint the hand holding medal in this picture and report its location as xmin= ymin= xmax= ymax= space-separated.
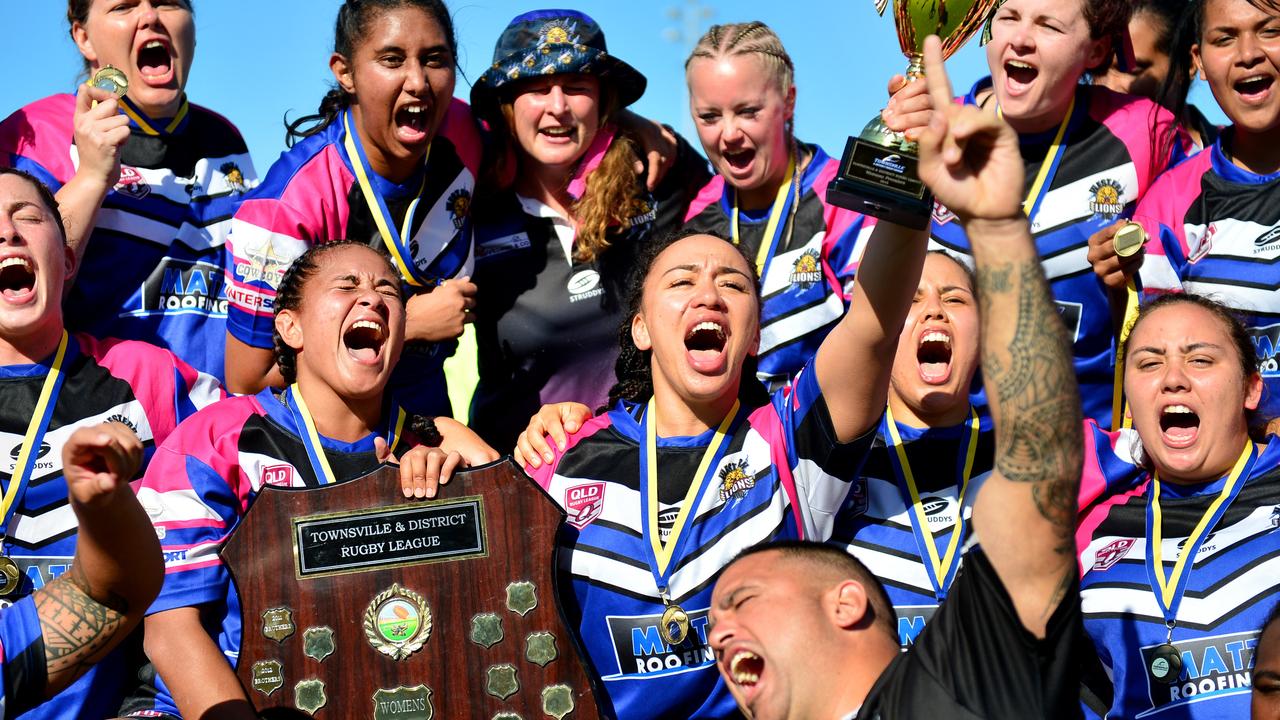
xmin=72 ymin=66 xmax=133 ymax=190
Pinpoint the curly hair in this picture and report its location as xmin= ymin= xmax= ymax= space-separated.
xmin=603 ymin=228 xmax=769 ymax=412
xmin=271 ymin=241 xmax=401 ymax=385
xmin=285 ymin=0 xmax=458 ymax=146
xmin=685 ymin=22 xmax=796 ymax=139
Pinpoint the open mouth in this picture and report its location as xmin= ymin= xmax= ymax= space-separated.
xmin=728 ymin=649 xmax=764 ymax=689
xmin=0 ymin=257 xmax=35 ymax=301
xmin=686 ymin=320 xmax=727 ymax=355
xmin=1004 ymin=59 xmax=1038 ymax=89
xmin=1235 ymin=75 xmax=1275 ymax=102
xmin=394 ymin=105 xmax=431 ymax=143
xmin=722 ymin=148 xmax=755 ymax=172
xmin=540 ymin=125 xmax=575 ymax=139
xmin=1159 ymin=404 xmax=1200 ymax=446
xmin=917 ymin=329 xmax=952 ymax=384
xmin=342 ymin=319 xmax=386 ymax=364
xmin=137 ymin=39 xmax=173 ymax=80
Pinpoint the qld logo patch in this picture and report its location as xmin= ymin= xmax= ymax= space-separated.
xmin=790 ymin=249 xmax=823 ymax=286
xmin=932 ymin=200 xmax=957 ymax=226
xmin=1091 ymin=538 xmax=1135 ymax=571
xmin=565 ymin=482 xmax=605 ymax=529
xmin=114 ymin=165 xmax=150 ymax=199
xmin=1089 ymin=179 xmax=1125 ymax=219
xmin=1189 ymin=223 xmax=1217 ymax=264
xmin=262 ymin=464 xmax=294 ymax=487
xmin=717 ymin=459 xmax=755 ymax=501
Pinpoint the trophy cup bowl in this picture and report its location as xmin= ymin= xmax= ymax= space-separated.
xmin=826 ymin=0 xmax=1001 ymax=229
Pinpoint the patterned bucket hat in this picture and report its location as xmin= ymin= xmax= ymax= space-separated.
xmin=470 ymin=9 xmax=647 ymax=119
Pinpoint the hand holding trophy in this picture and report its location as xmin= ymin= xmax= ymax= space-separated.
xmin=827 ymin=0 xmax=1000 ymax=229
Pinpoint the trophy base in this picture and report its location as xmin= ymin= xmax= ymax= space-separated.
xmin=827 ymin=121 xmax=932 ymax=231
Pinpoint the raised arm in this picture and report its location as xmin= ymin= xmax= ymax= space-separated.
xmin=38 ymin=422 xmax=162 ymax=696
xmin=54 ymin=85 xmax=131 ymax=265
xmin=914 ymin=36 xmax=1083 ymax=637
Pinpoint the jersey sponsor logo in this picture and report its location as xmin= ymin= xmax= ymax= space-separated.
xmin=717 ymin=459 xmax=756 ymax=502
xmin=919 ymin=495 xmax=957 ymax=527
xmin=1140 ymin=630 xmax=1258 ymax=714
xmin=605 ymin=607 xmax=713 ymax=678
xmin=447 ymin=189 xmax=471 ymax=230
xmin=263 ymin=464 xmax=294 ymax=487
xmin=1176 ymin=532 xmax=1219 ymax=558
xmin=657 ymin=507 xmax=680 ymax=543
xmin=567 ymin=269 xmax=604 ymax=303
xmin=225 ymin=283 xmax=274 ymax=313
xmin=127 ymin=257 xmax=228 ymax=318
xmin=6 ymin=557 xmax=73 ymax=595
xmin=114 ymin=165 xmax=151 ymax=199
xmin=1089 ymin=179 xmax=1125 ymax=219
xmin=1255 ymin=226 xmax=1280 ymax=252
xmin=931 ymin=200 xmax=957 ymax=226
xmin=220 ymin=162 xmax=248 ymax=194
xmin=789 ymin=249 xmax=824 ymax=286
xmin=105 ymin=413 xmax=140 ymax=434
xmin=1189 ymin=223 xmax=1217 ymax=265
xmin=234 ymin=237 xmax=291 ymax=288
xmin=895 ymin=604 xmax=938 ymax=648
xmin=1251 ymin=324 xmax=1280 ymax=377
xmin=5 ymin=441 xmax=55 ymax=473
xmin=1055 ymin=300 xmax=1083 ymax=343
xmin=475 ymin=232 xmax=531 ymax=259
xmin=565 ymin=482 xmax=605 ymax=529
xmin=1091 ymin=538 xmax=1136 ymax=571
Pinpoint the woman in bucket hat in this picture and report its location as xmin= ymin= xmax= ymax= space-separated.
xmin=468 ymin=9 xmax=711 ymax=451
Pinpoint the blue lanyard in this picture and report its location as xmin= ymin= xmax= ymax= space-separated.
xmin=284 ymin=384 xmax=405 ymax=486
xmin=1 ymin=332 xmax=69 ymax=535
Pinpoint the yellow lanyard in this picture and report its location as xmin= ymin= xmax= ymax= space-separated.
xmin=997 ymin=96 xmax=1075 ymax=221
xmin=731 ymin=152 xmax=797 ymax=275
xmin=287 ymin=383 xmax=406 ymax=486
xmin=119 ymin=98 xmax=189 ymax=136
xmin=1111 ymin=279 xmax=1140 ymax=430
xmin=0 ymin=332 xmax=69 ymax=525
xmin=885 ymin=403 xmax=980 ymax=597
xmin=1149 ymin=443 xmax=1253 ymax=610
xmin=342 ymin=111 xmax=430 ymax=288
xmin=643 ymin=398 xmax=740 ymax=576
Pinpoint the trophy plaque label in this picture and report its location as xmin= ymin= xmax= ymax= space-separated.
xmin=303 ymin=626 xmax=335 ymax=663
xmin=293 ymin=496 xmax=486 ymax=578
xmin=843 ymin=141 xmax=927 ymax=200
xmin=251 ymin=660 xmax=285 ymax=696
xmin=295 ymin=678 xmax=327 ymax=714
xmin=262 ymin=607 xmax=296 ymax=643
xmin=372 ymin=685 xmax=434 ymax=720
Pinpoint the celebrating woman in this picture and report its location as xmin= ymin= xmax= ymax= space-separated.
xmin=1077 ymin=294 xmax=1280 ymax=719
xmin=681 ymin=22 xmax=877 ymax=390
xmin=827 ymin=251 xmax=993 ymax=648
xmin=0 ymin=0 xmax=256 ymax=381
xmin=137 ymin=241 xmax=495 ymax=719
xmin=224 ymin=0 xmax=479 ymax=415
xmin=468 ymin=9 xmax=709 ymax=450
xmin=909 ymin=0 xmax=1181 ymax=427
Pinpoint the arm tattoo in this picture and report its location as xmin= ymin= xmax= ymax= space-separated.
xmin=975 ymin=259 xmax=1083 ymax=554
xmin=33 ymin=563 xmax=129 ymax=679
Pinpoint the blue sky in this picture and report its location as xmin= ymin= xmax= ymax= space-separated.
xmin=8 ymin=1 xmax=1225 ymax=171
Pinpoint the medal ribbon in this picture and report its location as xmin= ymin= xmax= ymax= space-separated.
xmin=731 ymin=150 xmax=798 ymax=278
xmin=1111 ymin=279 xmax=1140 ymax=431
xmin=884 ymin=404 xmax=980 ymax=601
xmin=119 ymin=96 xmax=190 ymax=136
xmin=0 ymin=332 xmax=69 ymax=533
xmin=341 ymin=109 xmax=431 ymax=288
xmin=640 ymin=398 xmax=742 ymax=586
xmin=996 ymin=94 xmax=1076 ymax=223
xmin=1145 ymin=442 xmax=1255 ymax=623
xmin=285 ymin=384 xmax=406 ymax=486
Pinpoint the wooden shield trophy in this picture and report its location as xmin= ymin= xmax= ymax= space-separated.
xmin=221 ymin=459 xmax=602 ymax=719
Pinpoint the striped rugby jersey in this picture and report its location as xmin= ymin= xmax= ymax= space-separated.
xmin=1134 ymin=137 xmax=1280 ymax=419
xmin=829 ymin=410 xmax=995 ymax=649
xmin=1077 ymin=421 xmax=1280 ymax=719
xmin=0 ymin=597 xmax=47 ymax=720
xmin=683 ymin=143 xmax=872 ymax=390
xmin=931 ymin=82 xmax=1180 ymax=427
xmin=527 ymin=367 xmax=874 ymax=719
xmin=0 ymin=94 xmax=257 ymax=382
xmin=0 ymin=333 xmax=221 ymax=720
xmin=225 ymin=99 xmax=480 ymax=415
xmin=135 ymin=387 xmax=414 ymax=718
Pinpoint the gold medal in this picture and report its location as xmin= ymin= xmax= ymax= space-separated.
xmin=0 ymin=556 xmax=21 ymax=596
xmin=658 ymin=602 xmax=690 ymax=646
xmin=1113 ymin=222 xmax=1147 ymax=258
xmin=91 ymin=65 xmax=128 ymax=98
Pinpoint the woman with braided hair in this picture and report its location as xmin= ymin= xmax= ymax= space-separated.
xmin=133 ymin=241 xmax=495 ymax=720
xmin=682 ymin=21 xmax=882 ymax=391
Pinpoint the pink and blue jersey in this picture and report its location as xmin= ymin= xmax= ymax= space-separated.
xmin=527 ymin=366 xmax=874 ymax=719
xmin=931 ymin=82 xmax=1179 ymax=426
xmin=226 ymin=99 xmax=480 ymax=415
xmin=829 ymin=410 xmax=995 ymax=648
xmin=683 ymin=143 xmax=872 ymax=389
xmin=0 ymin=94 xmax=256 ymax=382
xmin=135 ymin=387 xmax=414 ymax=718
xmin=1076 ymin=422 xmax=1280 ymax=719
xmin=0 ymin=333 xmax=221 ymax=720
xmin=1134 ymin=135 xmax=1280 ymax=418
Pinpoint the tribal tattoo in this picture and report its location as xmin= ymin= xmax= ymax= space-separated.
xmin=34 ymin=562 xmax=129 ymax=681
xmin=976 ymin=258 xmax=1083 ymax=554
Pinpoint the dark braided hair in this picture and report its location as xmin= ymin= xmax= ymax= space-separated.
xmin=271 ymin=240 xmax=401 ymax=385
xmin=285 ymin=0 xmax=458 ymax=146
xmin=603 ymin=228 xmax=769 ymax=413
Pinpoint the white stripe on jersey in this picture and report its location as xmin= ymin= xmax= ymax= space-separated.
xmin=760 ymin=231 xmax=825 ymax=296
xmin=411 ymin=168 xmax=476 ymax=278
xmin=1184 ymin=280 xmax=1279 ymax=313
xmin=188 ymin=369 xmax=223 ymax=411
xmin=194 ymin=151 xmax=258 ymax=199
xmin=1137 ymin=252 xmax=1183 ymax=293
xmin=792 ymin=454 xmax=853 ymax=537
xmin=136 ymin=486 xmax=223 ymax=525
xmin=852 ymin=542 xmax=936 ymax=594
xmin=95 ymin=208 xmax=180 ymax=248
xmin=1039 ymin=244 xmax=1093 ymax=283
xmin=759 ymin=292 xmax=845 ymax=355
xmin=237 ymin=451 xmax=306 ymax=493
xmin=7 ymin=504 xmax=74 ymax=546
xmin=163 ymin=539 xmax=225 ymax=572
xmin=1183 ymin=218 xmax=1280 ymax=263
xmin=174 ymin=216 xmax=233 ymax=253
xmin=1030 ymin=162 xmax=1139 ymax=234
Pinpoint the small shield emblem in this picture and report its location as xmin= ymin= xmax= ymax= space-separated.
xmin=303 ymin=626 xmax=335 ymax=663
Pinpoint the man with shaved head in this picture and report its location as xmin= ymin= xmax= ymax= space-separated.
xmin=708 ymin=37 xmax=1088 ymax=720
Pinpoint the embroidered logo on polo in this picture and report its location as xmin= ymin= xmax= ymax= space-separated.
xmin=790 ymin=249 xmax=823 ymax=286
xmin=1089 ymin=179 xmax=1125 ymax=219
xmin=566 ymin=269 xmax=603 ymax=303
xmin=1141 ymin=630 xmax=1258 ymax=712
xmin=604 ymin=607 xmax=713 ymax=679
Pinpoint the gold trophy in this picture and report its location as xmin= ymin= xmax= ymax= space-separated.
xmin=827 ymin=0 xmax=1001 ymax=229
